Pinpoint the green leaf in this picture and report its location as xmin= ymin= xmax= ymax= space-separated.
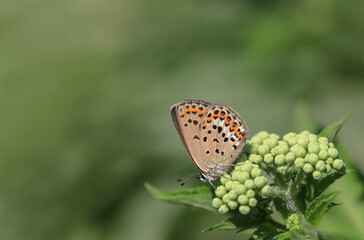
xmin=144 ymin=182 xmax=215 ymax=212
xmin=305 ymin=191 xmax=341 ymax=228
xmin=314 ymin=171 xmax=346 ymax=198
xmin=273 ymin=197 xmax=290 ymax=219
xmin=250 ymin=225 xmax=285 ymax=240
xmin=318 ymin=111 xmax=351 ymax=142
xmin=202 ymin=214 xmax=264 ymax=232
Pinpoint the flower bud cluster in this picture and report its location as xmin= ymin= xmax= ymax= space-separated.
xmin=246 ymin=131 xmax=345 ymax=180
xmin=212 ymin=161 xmax=271 ymax=215
xmin=286 ymin=214 xmax=301 ymax=231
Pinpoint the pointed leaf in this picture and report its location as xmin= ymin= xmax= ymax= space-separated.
xmin=144 ymin=182 xmax=214 ymax=212
xmin=318 ymin=111 xmax=351 ymax=142
xmin=202 ymin=214 xmax=264 ymax=232
xmin=305 ymin=191 xmax=341 ymax=228
xmin=314 ymin=171 xmax=346 ymax=197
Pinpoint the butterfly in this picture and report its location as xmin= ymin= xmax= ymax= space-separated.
xmin=170 ymin=100 xmax=247 ymax=188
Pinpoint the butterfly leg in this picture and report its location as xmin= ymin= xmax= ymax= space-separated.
xmin=208 ymin=179 xmax=216 ymax=190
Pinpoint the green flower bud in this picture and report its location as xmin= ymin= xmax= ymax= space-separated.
xmin=326 ymin=157 xmax=333 ymax=165
xmin=258 ymin=144 xmax=270 ymax=156
xmin=315 ymin=160 xmax=326 ymax=171
xmin=225 ymin=181 xmax=233 ymax=191
xmin=254 ymin=176 xmax=267 ymax=188
xmin=249 ymin=154 xmax=263 ymax=164
xmin=308 ymin=134 xmax=317 ymax=142
xmin=244 ymin=179 xmax=255 ymax=189
xmin=333 ymin=159 xmax=344 ymax=170
xmin=238 ymin=172 xmax=250 ymax=183
xmin=237 ymin=195 xmax=249 ymax=205
xmin=251 ymin=168 xmax=262 ymax=178
xmin=270 ymin=133 xmax=280 ymax=140
xmin=308 ymin=142 xmax=320 ymax=154
xmin=329 ymin=143 xmax=334 ymax=148
xmin=212 ymin=198 xmax=223 ymax=208
xmin=270 ymin=147 xmax=278 ymax=156
xmin=277 ymin=166 xmax=287 ymax=174
xmin=303 ymin=163 xmax=314 ymax=173
xmin=239 ymin=205 xmax=250 ymax=215
xmin=231 ymin=171 xmax=239 ymax=181
xmin=222 ymin=194 xmax=230 ymax=203
xmin=228 ymin=200 xmax=238 ymax=210
xmin=318 ymin=150 xmax=328 ymax=160
xmin=291 ymin=145 xmax=306 ymax=158
xmin=287 ymin=214 xmax=301 ymax=230
xmin=300 ymin=130 xmax=310 ymax=136
xmin=277 ymin=141 xmax=290 ymax=155
xmin=318 ymin=137 xmax=328 ymax=144
xmin=249 ymin=198 xmax=258 ymax=207
xmin=245 ymin=189 xmax=255 ymax=198
xmin=215 ymin=186 xmax=227 ymax=198
xmin=266 ymin=138 xmax=278 ymax=148
xmin=251 ymin=136 xmax=263 ymax=145
xmin=294 ymin=158 xmax=305 ymax=168
xmin=257 ymin=131 xmax=270 ymax=140
xmin=325 ymin=164 xmax=332 ymax=173
xmin=220 ymin=174 xmax=231 ymax=185
xmin=306 ymin=153 xmax=319 ymax=165
xmin=287 ymin=137 xmax=298 ymax=146
xmin=285 ymin=152 xmax=296 ymax=163
xmin=249 ymin=143 xmax=259 ymax=154
xmin=328 ymin=148 xmax=339 ymax=159
xmin=228 ymin=190 xmax=238 ymax=200
xmin=264 ymin=153 xmax=274 ymax=164
xmin=275 ymin=154 xmax=286 ymax=166
xmin=231 ymin=181 xmax=240 ymax=190
xmin=218 ymin=204 xmax=229 ymax=214
xmin=287 ymin=166 xmax=294 ymax=174
xmin=241 ymin=162 xmax=254 ymax=173
xmin=235 ymin=184 xmax=247 ymax=195
xmin=261 ymin=185 xmax=271 ymax=196
xmin=297 ymin=136 xmax=309 ymax=148
xmin=234 ymin=164 xmax=242 ymax=171
xmin=319 ymin=143 xmax=329 ymax=150
xmin=283 ymin=132 xmax=296 ymax=142
xmin=313 ymin=170 xmax=322 ymax=180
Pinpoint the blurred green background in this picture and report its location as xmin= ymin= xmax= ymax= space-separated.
xmin=0 ymin=0 xmax=363 ymax=239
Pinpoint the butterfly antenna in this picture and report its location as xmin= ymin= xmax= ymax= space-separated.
xmin=177 ymin=173 xmax=200 ymax=187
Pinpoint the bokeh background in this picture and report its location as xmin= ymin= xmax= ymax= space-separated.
xmin=0 ymin=0 xmax=363 ymax=239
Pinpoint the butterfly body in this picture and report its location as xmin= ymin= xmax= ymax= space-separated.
xmin=170 ymin=100 xmax=247 ymax=188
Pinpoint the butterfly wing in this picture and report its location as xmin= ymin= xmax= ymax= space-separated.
xmin=170 ymin=100 xmax=212 ymax=172
xmin=199 ymin=105 xmax=247 ymax=174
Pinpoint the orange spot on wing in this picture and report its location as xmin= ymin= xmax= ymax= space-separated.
xmin=206 ymin=116 xmax=212 ymax=122
xmin=198 ymin=109 xmax=205 ymax=115
xmin=235 ymin=129 xmax=242 ymax=138
xmin=185 ymin=108 xmax=191 ymax=113
xmin=230 ymin=123 xmax=240 ymax=131
xmin=179 ymin=112 xmax=185 ymax=117
xmin=220 ymin=114 xmax=226 ymax=119
xmin=225 ymin=117 xmax=234 ymax=125
xmin=202 ymin=120 xmax=207 ymax=128
xmin=191 ymin=107 xmax=198 ymax=113
xmin=213 ymin=110 xmax=220 ymax=118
